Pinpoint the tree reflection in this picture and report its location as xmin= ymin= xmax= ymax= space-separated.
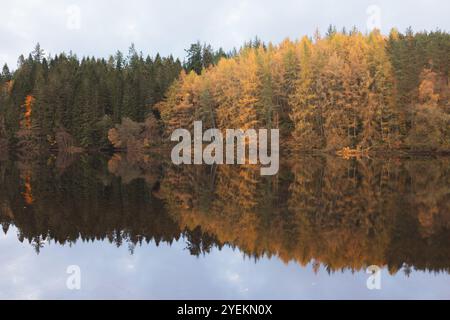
xmin=0 ymin=153 xmax=449 ymax=274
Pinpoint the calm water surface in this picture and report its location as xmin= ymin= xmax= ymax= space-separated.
xmin=0 ymin=153 xmax=449 ymax=299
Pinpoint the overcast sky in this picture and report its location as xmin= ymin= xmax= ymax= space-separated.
xmin=1 ymin=0 xmax=449 ymax=68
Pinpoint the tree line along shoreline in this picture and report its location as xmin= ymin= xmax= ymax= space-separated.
xmin=0 ymin=27 xmax=449 ymax=158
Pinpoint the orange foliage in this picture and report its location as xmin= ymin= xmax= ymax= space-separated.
xmin=6 ymin=80 xmax=14 ymax=94
xmin=23 ymin=95 xmax=34 ymax=129
xmin=336 ymin=146 xmax=370 ymax=160
xmin=418 ymin=68 xmax=439 ymax=105
xmin=22 ymin=174 xmax=34 ymax=205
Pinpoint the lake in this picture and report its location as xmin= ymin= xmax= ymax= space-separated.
xmin=0 ymin=153 xmax=449 ymax=299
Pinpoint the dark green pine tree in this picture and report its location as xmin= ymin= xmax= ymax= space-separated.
xmin=1 ymin=64 xmax=12 ymax=81
xmin=184 ymin=42 xmax=203 ymax=74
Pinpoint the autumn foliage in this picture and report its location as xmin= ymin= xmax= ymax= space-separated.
xmin=158 ymin=29 xmax=449 ymax=153
xmin=23 ymin=95 xmax=34 ymax=129
xmin=0 ymin=30 xmax=448 ymax=154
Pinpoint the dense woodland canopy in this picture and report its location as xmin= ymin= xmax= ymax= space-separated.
xmin=0 ymin=44 xmax=184 ymax=153
xmin=158 ymin=28 xmax=450 ymax=153
xmin=0 ymin=28 xmax=449 ymax=155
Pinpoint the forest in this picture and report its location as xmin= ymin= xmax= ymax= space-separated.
xmin=0 ymin=27 xmax=449 ymax=156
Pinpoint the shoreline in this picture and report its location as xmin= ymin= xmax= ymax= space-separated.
xmin=3 ymin=145 xmax=450 ymax=161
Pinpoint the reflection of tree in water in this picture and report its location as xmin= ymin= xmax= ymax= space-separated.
xmin=184 ymin=226 xmax=223 ymax=256
xmin=0 ymin=155 xmax=181 ymax=252
xmin=0 ymin=153 xmax=449 ymax=274
xmin=159 ymin=156 xmax=450 ymax=274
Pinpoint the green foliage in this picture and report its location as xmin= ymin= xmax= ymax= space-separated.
xmin=0 ymin=44 xmax=182 ymax=149
xmin=184 ymin=41 xmax=229 ymax=74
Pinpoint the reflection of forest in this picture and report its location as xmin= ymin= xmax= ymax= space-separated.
xmin=0 ymin=153 xmax=449 ymax=274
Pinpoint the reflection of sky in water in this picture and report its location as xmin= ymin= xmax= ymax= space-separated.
xmin=1 ymin=227 xmax=448 ymax=299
